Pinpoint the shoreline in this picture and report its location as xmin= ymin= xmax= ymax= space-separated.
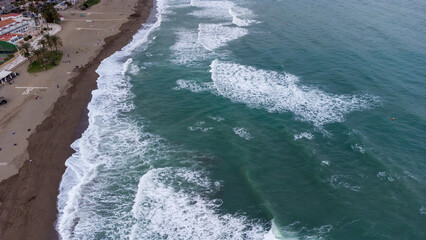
xmin=0 ymin=0 xmax=153 ymax=239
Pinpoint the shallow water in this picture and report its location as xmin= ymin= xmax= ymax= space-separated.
xmin=57 ymin=0 xmax=426 ymax=239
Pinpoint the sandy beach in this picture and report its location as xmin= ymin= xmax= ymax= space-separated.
xmin=0 ymin=0 xmax=153 ymax=239
xmin=0 ymin=0 xmax=139 ymax=181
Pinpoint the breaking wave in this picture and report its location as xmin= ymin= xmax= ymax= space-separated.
xmin=210 ymin=60 xmax=379 ymax=127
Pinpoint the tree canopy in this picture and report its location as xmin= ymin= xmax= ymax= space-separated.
xmin=40 ymin=3 xmax=60 ymax=24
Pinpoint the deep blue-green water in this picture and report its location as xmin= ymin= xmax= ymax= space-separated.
xmin=56 ymin=0 xmax=426 ymax=239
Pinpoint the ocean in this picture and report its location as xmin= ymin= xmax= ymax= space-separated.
xmin=56 ymin=0 xmax=426 ymax=239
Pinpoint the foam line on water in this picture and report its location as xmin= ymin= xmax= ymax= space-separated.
xmin=56 ymin=1 xmax=283 ymax=239
xmin=233 ymin=127 xmax=253 ymax=140
xmin=210 ymin=60 xmax=379 ymax=127
xmin=190 ymin=0 xmax=234 ymax=19
xmin=170 ymin=28 xmax=214 ymax=65
xmin=294 ymin=132 xmax=314 ymax=140
xmin=198 ymin=23 xmax=248 ymax=51
xmin=56 ymin=1 xmax=166 ymax=238
xmin=130 ymin=168 xmax=274 ymax=239
xmin=330 ymin=175 xmax=361 ymax=192
xmin=188 ymin=121 xmax=214 ymax=132
xmin=174 ymin=79 xmax=217 ymax=93
xmin=190 ymin=0 xmax=257 ymax=27
xmin=229 ymin=7 xmax=258 ymax=27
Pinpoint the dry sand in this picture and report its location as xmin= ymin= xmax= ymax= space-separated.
xmin=0 ymin=0 xmax=153 ymax=239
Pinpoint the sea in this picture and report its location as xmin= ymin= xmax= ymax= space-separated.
xmin=55 ymin=0 xmax=426 ymax=239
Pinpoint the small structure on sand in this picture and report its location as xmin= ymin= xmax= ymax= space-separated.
xmin=0 ymin=70 xmax=18 ymax=86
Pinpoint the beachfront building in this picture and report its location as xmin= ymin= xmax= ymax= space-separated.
xmin=0 ymin=13 xmax=23 ymax=21
xmin=0 ymin=13 xmax=35 ymax=43
xmin=0 ymin=0 xmax=16 ymax=15
xmin=0 ymin=32 xmax=21 ymax=43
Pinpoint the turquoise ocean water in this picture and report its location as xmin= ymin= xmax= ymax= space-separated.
xmin=56 ymin=0 xmax=426 ymax=239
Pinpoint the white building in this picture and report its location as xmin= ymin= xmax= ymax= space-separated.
xmin=0 ymin=13 xmax=23 ymax=21
xmin=0 ymin=14 xmax=35 ymax=43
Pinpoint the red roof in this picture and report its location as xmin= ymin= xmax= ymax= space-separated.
xmin=0 ymin=19 xmax=15 ymax=28
xmin=1 ymin=13 xmax=20 ymax=18
xmin=0 ymin=33 xmax=22 ymax=41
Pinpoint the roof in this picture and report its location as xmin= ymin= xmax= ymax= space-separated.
xmin=0 ymin=36 xmax=13 ymax=41
xmin=0 ymin=19 xmax=15 ymax=28
xmin=0 ymin=70 xmax=12 ymax=79
xmin=0 ymin=33 xmax=22 ymax=41
xmin=1 ymin=13 xmax=20 ymax=18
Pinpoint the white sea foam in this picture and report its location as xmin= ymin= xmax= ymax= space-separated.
xmin=170 ymin=28 xmax=213 ymax=65
xmin=190 ymin=0 xmax=234 ymax=19
xmin=229 ymin=8 xmax=258 ymax=27
xmin=330 ymin=175 xmax=360 ymax=192
xmin=420 ymin=206 xmax=426 ymax=215
xmin=129 ymin=63 xmax=140 ymax=75
xmin=209 ymin=115 xmax=225 ymax=122
xmin=56 ymin=1 xmax=167 ymax=239
xmin=294 ymin=132 xmax=314 ymax=140
xmin=403 ymin=170 xmax=419 ymax=181
xmin=57 ymin=3 xmax=277 ymax=237
xmin=171 ymin=2 xmax=254 ymax=63
xmin=233 ymin=127 xmax=253 ymax=140
xmin=351 ymin=143 xmax=366 ymax=153
xmin=281 ymin=221 xmax=333 ymax=240
xmin=123 ymin=58 xmax=140 ymax=75
xmin=198 ymin=23 xmax=248 ymax=51
xmin=321 ymin=161 xmax=330 ymax=166
xmin=130 ymin=168 xmax=271 ymax=239
xmin=174 ymin=79 xmax=217 ymax=93
xmin=376 ymin=171 xmax=400 ymax=182
xmin=377 ymin=171 xmax=387 ymax=178
xmin=188 ymin=121 xmax=214 ymax=132
xmin=190 ymin=0 xmax=257 ymax=27
xmin=210 ymin=60 xmax=379 ymax=127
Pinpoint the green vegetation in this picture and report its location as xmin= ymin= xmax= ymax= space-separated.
xmin=81 ymin=0 xmax=101 ymax=9
xmin=28 ymin=51 xmax=62 ymax=73
xmin=19 ymin=33 xmax=64 ymax=73
xmin=41 ymin=3 xmax=60 ymax=25
xmin=13 ymin=0 xmax=60 ymax=27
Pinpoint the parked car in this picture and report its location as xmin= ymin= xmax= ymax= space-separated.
xmin=0 ymin=97 xmax=7 ymax=105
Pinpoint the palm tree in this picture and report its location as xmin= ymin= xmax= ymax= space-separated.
xmin=39 ymin=46 xmax=48 ymax=59
xmin=50 ymin=35 xmax=63 ymax=53
xmin=38 ymin=39 xmax=47 ymax=50
xmin=40 ymin=4 xmax=60 ymax=28
xmin=19 ymin=43 xmax=32 ymax=61
xmin=43 ymin=34 xmax=53 ymax=51
xmin=28 ymin=5 xmax=41 ymax=26
xmin=31 ymin=48 xmax=44 ymax=67
xmin=40 ymin=6 xmax=50 ymax=28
